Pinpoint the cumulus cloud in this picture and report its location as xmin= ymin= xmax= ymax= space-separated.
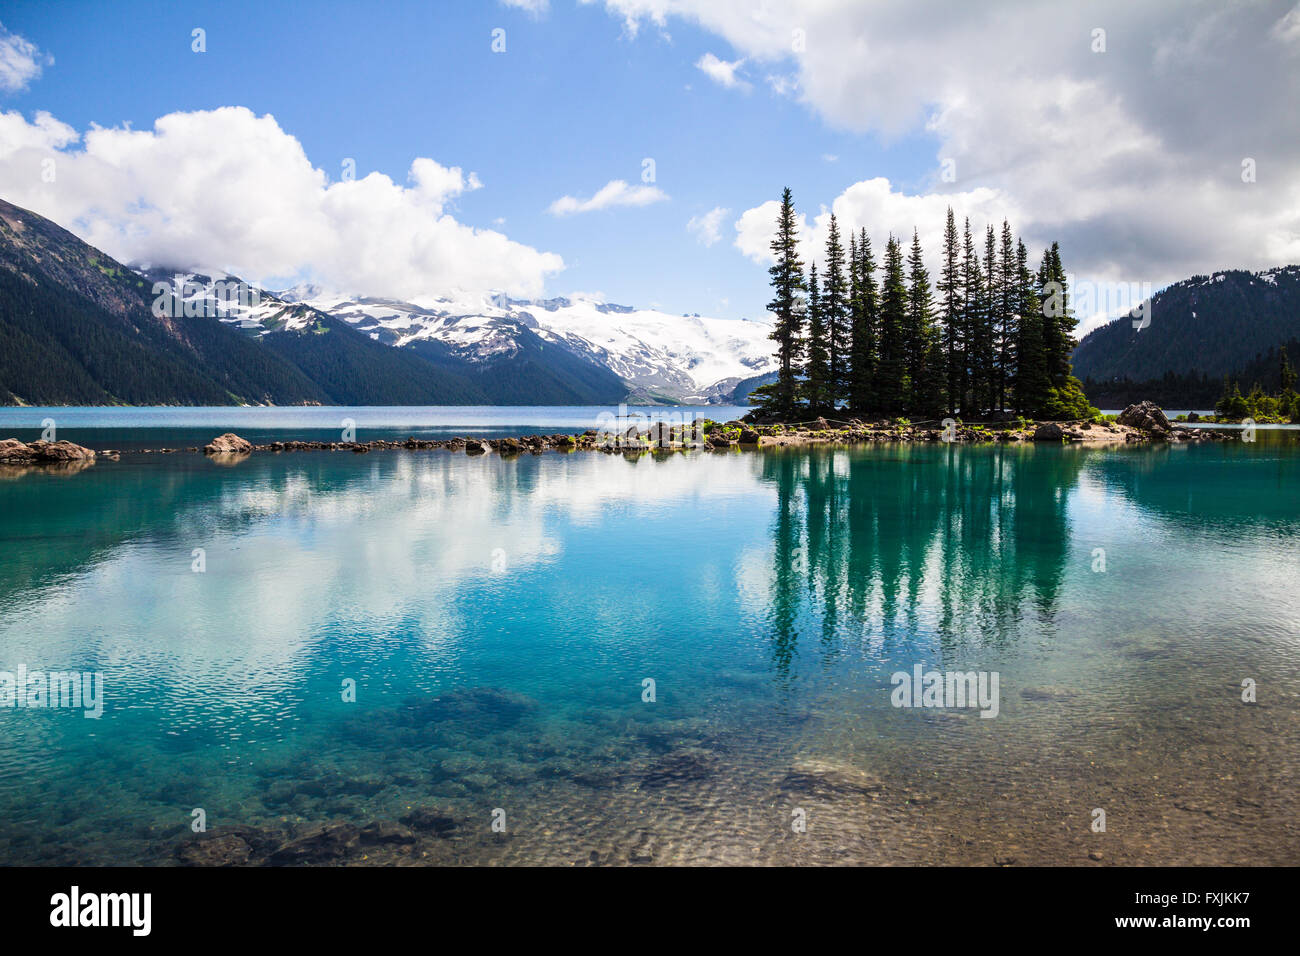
xmin=547 ymin=178 xmax=668 ymax=216
xmin=686 ymin=206 xmax=729 ymax=246
xmin=0 ymin=23 xmax=48 ymax=93
xmin=736 ymin=178 xmax=1018 ymax=271
xmin=0 ymin=106 xmax=564 ymax=300
xmin=595 ymin=0 xmax=1300 ymax=296
xmin=695 ymin=52 xmax=750 ymax=91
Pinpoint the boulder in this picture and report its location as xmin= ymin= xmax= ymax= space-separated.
xmin=1032 ymin=422 xmax=1064 ymax=442
xmin=1117 ymin=401 xmax=1171 ymax=434
xmin=463 ymin=439 xmax=488 ymax=455
xmin=0 ymin=438 xmax=96 ymax=463
xmin=203 ymin=433 xmax=253 ymax=455
xmin=738 ymin=428 xmax=761 ymax=445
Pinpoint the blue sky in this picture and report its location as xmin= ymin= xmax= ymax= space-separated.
xmin=5 ymin=0 xmax=924 ymax=318
xmin=2 ymin=0 xmax=1297 ymax=331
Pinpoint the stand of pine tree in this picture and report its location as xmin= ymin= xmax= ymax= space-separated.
xmin=751 ymin=189 xmax=1099 ymax=423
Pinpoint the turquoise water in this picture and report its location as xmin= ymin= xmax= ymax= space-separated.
xmin=0 ymin=415 xmax=1298 ymax=865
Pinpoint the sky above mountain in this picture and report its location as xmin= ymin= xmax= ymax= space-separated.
xmin=1 ymin=0 xmax=1298 ymax=335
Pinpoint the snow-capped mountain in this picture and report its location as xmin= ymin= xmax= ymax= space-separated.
xmin=134 ymin=268 xmax=776 ymax=404
xmin=279 ymin=289 xmax=777 ymax=404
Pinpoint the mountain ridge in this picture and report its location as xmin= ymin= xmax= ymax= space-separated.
xmin=0 ymin=197 xmax=772 ymax=407
xmin=1071 ymin=266 xmax=1300 ymax=384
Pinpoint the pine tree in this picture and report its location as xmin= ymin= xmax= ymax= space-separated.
xmin=876 ymin=235 xmax=907 ymax=415
xmin=822 ymin=214 xmax=849 ymax=408
xmin=753 ymin=187 xmax=806 ymax=419
xmin=1035 ymin=242 xmax=1095 ymax=419
xmin=803 ymin=262 xmax=831 ymax=412
xmin=849 ymin=227 xmax=878 ymax=413
xmin=937 ymin=208 xmax=963 ymax=416
xmin=961 ymin=218 xmax=987 ymax=415
xmin=1037 ymin=242 xmax=1075 ymax=389
xmin=981 ymin=223 xmax=999 ymax=414
xmin=906 ymin=228 xmax=945 ymax=416
xmin=996 ymin=221 xmax=1017 ymax=414
xmin=1013 ymin=239 xmax=1051 ymax=416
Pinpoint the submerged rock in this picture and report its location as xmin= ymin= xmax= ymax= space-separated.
xmin=639 ymin=748 xmax=719 ymax=790
xmin=780 ymin=759 xmax=884 ymax=797
xmin=174 ymin=825 xmax=281 ymax=867
xmin=268 ymin=822 xmax=364 ymax=865
xmin=393 ymin=686 xmax=539 ymax=731
xmin=1019 ymin=685 xmax=1079 ymax=701
xmin=401 ymin=807 xmax=457 ymax=834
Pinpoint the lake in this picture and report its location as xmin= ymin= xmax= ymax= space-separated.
xmin=1 ymin=408 xmax=1297 ymax=865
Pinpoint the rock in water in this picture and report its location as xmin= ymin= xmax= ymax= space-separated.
xmin=0 ymin=438 xmax=96 ymax=464
xmin=203 ymin=433 xmax=253 ymax=455
xmin=1117 ymin=401 xmax=1171 ymax=434
xmin=1032 ymin=422 xmax=1064 ymax=442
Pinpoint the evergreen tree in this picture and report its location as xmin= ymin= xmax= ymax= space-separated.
xmin=749 ymin=200 xmax=1098 ymax=423
xmin=937 ymin=208 xmax=963 ymax=416
xmin=752 ymin=187 xmax=806 ymax=419
xmin=1037 ymin=242 xmax=1075 ymax=389
xmin=876 ymin=235 xmax=907 ymax=415
xmin=849 ymin=227 xmax=878 ymax=413
xmin=1013 ymin=239 xmax=1051 ymax=416
xmin=1035 ymin=242 xmax=1095 ymax=419
xmin=981 ymin=224 xmax=999 ymax=414
xmin=822 ymin=214 xmax=849 ymax=407
xmin=996 ymin=221 xmax=1017 ymax=414
xmin=961 ymin=218 xmax=987 ymax=415
xmin=803 ymin=262 xmax=832 ymax=412
xmin=906 ymin=229 xmax=946 ymax=416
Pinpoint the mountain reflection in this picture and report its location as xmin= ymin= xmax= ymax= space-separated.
xmin=757 ymin=444 xmax=1085 ymax=674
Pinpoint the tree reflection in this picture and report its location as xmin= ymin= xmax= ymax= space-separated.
xmin=758 ymin=444 xmax=1084 ymax=675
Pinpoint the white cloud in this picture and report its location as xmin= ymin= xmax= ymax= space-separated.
xmin=735 ymin=177 xmax=1016 ymax=280
xmin=595 ymin=0 xmax=1300 ymax=290
xmin=0 ymin=23 xmax=48 ymax=93
xmin=766 ymin=73 xmax=796 ymax=97
xmin=695 ymin=52 xmax=750 ymax=91
xmin=0 ymin=106 xmax=564 ymax=300
xmin=500 ymin=0 xmax=550 ymax=16
xmin=686 ymin=206 xmax=728 ymax=246
xmin=547 ymin=178 xmax=668 ymax=216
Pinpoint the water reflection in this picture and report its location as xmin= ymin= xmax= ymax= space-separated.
xmin=758 ymin=444 xmax=1085 ymax=674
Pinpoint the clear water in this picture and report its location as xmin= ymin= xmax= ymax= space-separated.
xmin=0 ymin=411 xmax=1297 ymax=866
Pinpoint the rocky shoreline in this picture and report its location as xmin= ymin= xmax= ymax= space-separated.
xmin=0 ymin=403 xmax=1242 ymax=469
